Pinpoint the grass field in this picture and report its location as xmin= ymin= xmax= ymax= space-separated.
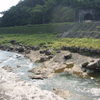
xmin=0 ymin=23 xmax=100 ymax=50
xmin=0 ymin=33 xmax=100 ymax=50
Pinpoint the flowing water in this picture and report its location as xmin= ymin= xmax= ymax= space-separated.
xmin=0 ymin=50 xmax=100 ymax=100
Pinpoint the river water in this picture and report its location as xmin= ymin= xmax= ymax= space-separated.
xmin=0 ymin=50 xmax=100 ymax=100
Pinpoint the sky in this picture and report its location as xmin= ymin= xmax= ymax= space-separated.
xmin=0 ymin=0 xmax=21 ymax=17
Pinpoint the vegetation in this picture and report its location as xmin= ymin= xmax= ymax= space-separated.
xmin=0 ymin=25 xmax=100 ymax=50
xmin=1 ymin=0 xmax=100 ymax=27
xmin=0 ymin=22 xmax=75 ymax=34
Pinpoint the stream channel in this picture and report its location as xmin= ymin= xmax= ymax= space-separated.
xmin=0 ymin=50 xmax=100 ymax=100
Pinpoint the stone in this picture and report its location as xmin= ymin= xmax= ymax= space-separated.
xmin=54 ymin=62 xmax=74 ymax=73
xmin=2 ymin=66 xmax=13 ymax=72
xmin=86 ymin=68 xmax=94 ymax=74
xmin=86 ymin=59 xmax=100 ymax=69
xmin=81 ymin=67 xmax=87 ymax=72
xmin=64 ymin=53 xmax=72 ymax=60
xmin=10 ymin=40 xmax=16 ymax=45
xmin=55 ymin=49 xmax=61 ymax=53
xmin=31 ymin=46 xmax=40 ymax=50
xmin=65 ymin=62 xmax=74 ymax=68
xmin=40 ymin=56 xmax=48 ymax=62
xmin=41 ymin=71 xmax=54 ymax=78
xmin=81 ymin=62 xmax=89 ymax=67
xmin=40 ymin=50 xmax=45 ymax=54
xmin=45 ymin=49 xmax=53 ymax=55
xmin=18 ymin=47 xmax=24 ymax=52
xmin=28 ymin=66 xmax=47 ymax=74
xmin=29 ymin=75 xmax=44 ymax=80
xmin=17 ymin=65 xmax=21 ymax=68
xmin=53 ymin=88 xmax=70 ymax=99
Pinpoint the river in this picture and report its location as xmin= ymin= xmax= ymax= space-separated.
xmin=0 ymin=50 xmax=100 ymax=100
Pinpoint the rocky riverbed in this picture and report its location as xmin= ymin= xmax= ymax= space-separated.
xmin=0 ymin=44 xmax=100 ymax=100
xmin=26 ymin=49 xmax=100 ymax=79
xmin=0 ymin=68 xmax=65 ymax=100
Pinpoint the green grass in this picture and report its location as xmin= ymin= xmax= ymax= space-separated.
xmin=0 ymin=33 xmax=100 ymax=50
xmin=0 ymin=22 xmax=100 ymax=50
xmin=0 ymin=22 xmax=75 ymax=34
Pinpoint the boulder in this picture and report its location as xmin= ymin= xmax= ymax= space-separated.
xmin=81 ymin=67 xmax=87 ymax=72
xmin=29 ymin=75 xmax=43 ymax=80
xmin=53 ymin=88 xmax=70 ymax=99
xmin=25 ymin=50 xmax=30 ymax=54
xmin=54 ymin=62 xmax=74 ymax=73
xmin=64 ymin=53 xmax=72 ymax=60
xmin=86 ymin=59 xmax=100 ymax=69
xmin=41 ymin=71 xmax=54 ymax=78
xmin=86 ymin=68 xmax=94 ymax=74
xmin=40 ymin=56 xmax=48 ymax=62
xmin=31 ymin=46 xmax=40 ymax=50
xmin=17 ymin=65 xmax=21 ymax=68
xmin=45 ymin=49 xmax=53 ymax=55
xmin=40 ymin=50 xmax=46 ymax=54
xmin=28 ymin=66 xmax=47 ymax=74
xmin=81 ymin=62 xmax=89 ymax=67
xmin=7 ymin=46 xmax=14 ymax=51
xmin=2 ymin=66 xmax=13 ymax=72
xmin=10 ymin=40 xmax=16 ymax=45
xmin=55 ymin=49 xmax=61 ymax=53
xmin=18 ymin=47 xmax=25 ymax=52
xmin=65 ymin=62 xmax=74 ymax=68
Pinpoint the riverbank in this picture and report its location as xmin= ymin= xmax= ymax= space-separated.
xmin=1 ymin=44 xmax=100 ymax=78
xmin=26 ymin=49 xmax=100 ymax=79
xmin=0 ymin=67 xmax=65 ymax=100
xmin=0 ymin=45 xmax=100 ymax=100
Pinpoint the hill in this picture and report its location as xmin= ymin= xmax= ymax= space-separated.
xmin=1 ymin=0 xmax=100 ymax=27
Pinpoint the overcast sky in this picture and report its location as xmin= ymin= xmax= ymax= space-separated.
xmin=0 ymin=0 xmax=20 ymax=17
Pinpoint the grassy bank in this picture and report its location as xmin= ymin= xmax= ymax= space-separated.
xmin=0 ymin=22 xmax=75 ymax=34
xmin=0 ymin=23 xmax=100 ymax=50
xmin=0 ymin=32 xmax=100 ymax=50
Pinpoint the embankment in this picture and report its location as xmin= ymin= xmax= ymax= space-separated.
xmin=62 ymin=22 xmax=100 ymax=38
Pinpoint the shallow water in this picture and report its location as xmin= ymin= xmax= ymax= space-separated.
xmin=0 ymin=50 xmax=100 ymax=100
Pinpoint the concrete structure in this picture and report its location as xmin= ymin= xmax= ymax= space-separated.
xmin=75 ymin=9 xmax=99 ymax=22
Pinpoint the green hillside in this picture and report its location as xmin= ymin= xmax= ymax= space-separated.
xmin=1 ymin=0 xmax=100 ymax=27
